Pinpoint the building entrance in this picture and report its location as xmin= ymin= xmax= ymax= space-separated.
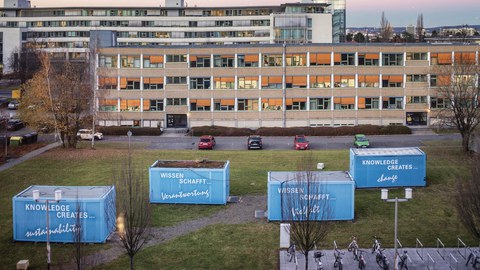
xmin=406 ymin=112 xmax=427 ymax=126
xmin=166 ymin=114 xmax=187 ymax=128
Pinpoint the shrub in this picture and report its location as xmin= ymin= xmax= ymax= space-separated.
xmin=97 ymin=126 xmax=162 ymax=136
xmin=190 ymin=126 xmax=253 ymax=136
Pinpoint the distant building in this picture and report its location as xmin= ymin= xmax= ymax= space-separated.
xmin=406 ymin=24 xmax=415 ymax=36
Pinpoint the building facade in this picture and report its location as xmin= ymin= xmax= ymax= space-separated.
xmin=0 ymin=0 xmax=337 ymax=73
xmin=94 ymin=43 xmax=479 ymax=129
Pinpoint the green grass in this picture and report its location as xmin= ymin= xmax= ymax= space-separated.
xmin=0 ymin=141 xmax=477 ymax=269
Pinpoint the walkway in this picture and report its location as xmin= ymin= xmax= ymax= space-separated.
xmin=0 ymin=141 xmax=61 ymax=172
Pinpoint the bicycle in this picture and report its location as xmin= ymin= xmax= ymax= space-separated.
xmin=398 ymin=250 xmax=408 ymax=270
xmin=375 ymin=248 xmax=389 ymax=270
xmin=314 ymin=251 xmax=324 ymax=270
xmin=287 ymin=243 xmax=296 ymax=263
xmin=372 ymin=236 xmax=381 ymax=254
xmin=358 ymin=249 xmax=367 ymax=270
xmin=334 ymin=248 xmax=345 ymax=270
xmin=466 ymin=249 xmax=480 ymax=270
xmin=348 ymin=236 xmax=359 ymax=261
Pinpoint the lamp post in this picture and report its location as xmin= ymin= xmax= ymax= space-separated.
xmin=381 ymin=188 xmax=412 ymax=270
xmin=33 ymin=189 xmax=62 ymax=270
xmin=127 ymin=130 xmax=132 ymax=152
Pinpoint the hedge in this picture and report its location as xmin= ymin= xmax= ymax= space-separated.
xmin=97 ymin=126 xmax=162 ymax=136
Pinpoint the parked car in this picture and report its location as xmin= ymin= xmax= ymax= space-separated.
xmin=247 ymin=135 xmax=263 ymax=150
xmin=8 ymin=100 xmax=19 ymax=110
xmin=294 ymin=135 xmax=309 ymax=150
xmin=198 ymin=135 xmax=216 ymax=150
xmin=7 ymin=119 xmax=25 ymax=131
xmin=77 ymin=129 xmax=103 ymax=140
xmin=354 ymin=134 xmax=370 ymax=148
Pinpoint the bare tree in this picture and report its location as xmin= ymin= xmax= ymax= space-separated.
xmin=416 ymin=14 xmax=424 ymax=42
xmin=432 ymin=54 xmax=480 ymax=152
xmin=115 ymin=147 xmax=151 ymax=270
xmin=7 ymin=42 xmax=41 ymax=84
xmin=281 ymin=154 xmax=331 ymax=270
xmin=455 ymin=155 xmax=480 ymax=239
xmin=380 ymin=12 xmax=392 ymax=42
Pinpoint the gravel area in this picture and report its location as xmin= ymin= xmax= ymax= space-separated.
xmin=57 ymin=195 xmax=267 ymax=269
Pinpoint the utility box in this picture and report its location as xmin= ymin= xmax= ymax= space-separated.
xmin=149 ymin=160 xmax=230 ymax=205
xmin=349 ymin=147 xmax=427 ymax=188
xmin=267 ymin=171 xmax=355 ymax=221
xmin=12 ymin=185 xmax=116 ymax=243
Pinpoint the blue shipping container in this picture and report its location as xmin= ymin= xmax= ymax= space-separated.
xmin=149 ymin=160 xmax=230 ymax=205
xmin=268 ymin=171 xmax=355 ymax=221
xmin=12 ymin=185 xmax=116 ymax=243
xmin=349 ymin=147 xmax=427 ymax=188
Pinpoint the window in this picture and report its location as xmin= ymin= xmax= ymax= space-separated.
xmin=334 ymin=53 xmax=355 ymax=66
xmin=213 ymin=55 xmax=235 ymax=67
xmin=190 ymin=99 xmax=211 ymax=111
xmin=286 ymin=98 xmax=307 ymax=110
xmin=120 ymin=99 xmax=141 ymax=111
xmin=238 ymin=76 xmax=258 ymax=89
xmin=99 ymin=55 xmax=118 ymax=68
xmin=263 ymin=54 xmax=283 ymax=67
xmin=120 ymin=55 xmax=141 ymax=68
xmin=214 ymin=77 xmax=235 ymax=89
xmin=358 ymin=97 xmax=380 ymax=109
xmin=99 ymin=99 xmax=117 ymax=111
xmin=262 ymin=98 xmax=283 ymax=111
xmin=310 ymin=98 xmax=331 ymax=110
xmin=309 ymin=53 xmax=331 ymax=66
xmin=190 ymin=55 xmax=211 ymax=68
xmin=382 ymin=97 xmax=403 ymax=109
xmin=237 ymin=54 xmax=259 ymax=67
xmin=166 ymin=77 xmax=187 ymax=84
xmin=143 ymin=78 xmax=164 ymax=90
xmin=454 ymin=52 xmax=476 ymax=65
xmin=430 ymin=97 xmax=449 ymax=109
xmin=334 ymin=75 xmax=355 ymax=88
xmin=98 ymin=77 xmax=117 ymax=89
xmin=406 ymin=52 xmax=427 ymax=60
xmin=144 ymin=99 xmax=164 ymax=111
xmin=406 ymin=96 xmax=427 ymax=104
xmin=166 ymin=54 xmax=187 ymax=62
xmin=310 ymin=75 xmax=331 ymax=88
xmin=285 ymin=76 xmax=307 ymax=88
xmin=382 ymin=75 xmax=403 ymax=88
xmin=358 ymin=53 xmax=379 ymax=66
xmin=214 ymin=99 xmax=235 ymax=111
xmin=406 ymin=74 xmax=428 ymax=82
xmin=237 ymin=99 xmax=259 ymax=111
xmin=334 ymin=97 xmax=355 ymax=110
xmin=190 ymin=77 xmax=211 ymax=89
xmin=167 ymin=98 xmax=187 ymax=106
xmin=120 ymin=78 xmax=140 ymax=90
xmin=358 ymin=75 xmax=379 ymax=87
xmin=382 ymin=53 xmax=403 ymax=66
xmin=286 ymin=54 xmax=307 ymax=66
xmin=430 ymin=75 xmax=451 ymax=87
xmin=143 ymin=55 xmax=164 ymax=68
xmin=430 ymin=53 xmax=452 ymax=65
xmin=261 ymin=76 xmax=282 ymax=89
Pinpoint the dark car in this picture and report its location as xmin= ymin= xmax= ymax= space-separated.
xmin=247 ymin=135 xmax=263 ymax=150
xmin=294 ymin=135 xmax=309 ymax=150
xmin=7 ymin=119 xmax=25 ymax=131
xmin=198 ymin=135 xmax=216 ymax=150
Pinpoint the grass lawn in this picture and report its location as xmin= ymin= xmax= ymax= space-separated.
xmin=0 ymin=140 xmax=476 ymax=269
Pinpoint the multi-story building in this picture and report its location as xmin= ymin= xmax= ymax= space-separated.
xmin=94 ymin=42 xmax=479 ymax=129
xmin=0 ymin=0 xmax=340 ymax=73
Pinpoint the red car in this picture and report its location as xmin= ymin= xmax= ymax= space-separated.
xmin=198 ymin=135 xmax=216 ymax=150
xmin=294 ymin=135 xmax=309 ymax=150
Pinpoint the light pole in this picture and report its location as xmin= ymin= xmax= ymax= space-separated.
xmin=381 ymin=188 xmax=412 ymax=270
xmin=33 ymin=189 xmax=62 ymax=270
xmin=127 ymin=130 xmax=132 ymax=152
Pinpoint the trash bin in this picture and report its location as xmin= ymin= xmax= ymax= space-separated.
xmin=22 ymin=134 xmax=33 ymax=144
xmin=30 ymin=132 xmax=38 ymax=143
xmin=10 ymin=136 xmax=23 ymax=146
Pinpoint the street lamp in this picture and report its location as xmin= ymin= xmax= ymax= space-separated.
xmin=127 ymin=130 xmax=132 ymax=152
xmin=33 ymin=189 xmax=62 ymax=270
xmin=381 ymin=188 xmax=413 ymax=270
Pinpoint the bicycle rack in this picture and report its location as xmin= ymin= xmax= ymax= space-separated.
xmin=416 ymin=238 xmax=424 ymax=260
xmin=436 ymin=238 xmax=446 ymax=260
xmin=457 ymin=238 xmax=468 ymax=259
xmin=427 ymin=252 xmax=435 ymax=270
xmin=448 ymin=253 xmax=458 ymax=270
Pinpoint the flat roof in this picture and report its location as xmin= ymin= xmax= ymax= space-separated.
xmin=351 ymin=147 xmax=425 ymax=156
xmin=268 ymin=171 xmax=352 ymax=183
xmin=151 ymin=160 xmax=227 ymax=169
xmin=14 ymin=185 xmax=113 ymax=199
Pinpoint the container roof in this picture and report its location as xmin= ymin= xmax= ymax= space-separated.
xmin=268 ymin=171 xmax=352 ymax=183
xmin=14 ymin=185 xmax=113 ymax=199
xmin=351 ymin=147 xmax=424 ymax=156
xmin=151 ymin=160 xmax=226 ymax=169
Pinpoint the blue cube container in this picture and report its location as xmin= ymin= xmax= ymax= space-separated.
xmin=349 ymin=147 xmax=427 ymax=188
xmin=12 ymin=185 xmax=116 ymax=243
xmin=149 ymin=160 xmax=230 ymax=205
xmin=268 ymin=171 xmax=355 ymax=221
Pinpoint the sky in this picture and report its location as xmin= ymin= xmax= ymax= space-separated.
xmin=10 ymin=0 xmax=480 ymax=28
